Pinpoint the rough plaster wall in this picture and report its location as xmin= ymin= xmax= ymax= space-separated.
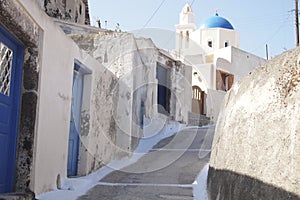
xmin=70 ymin=33 xmax=192 ymax=163
xmin=172 ymin=60 xmax=192 ymax=123
xmin=70 ymin=33 xmax=136 ymax=170
xmin=135 ymin=39 xmax=192 ymax=124
xmin=208 ymin=47 xmax=300 ymax=198
xmin=135 ymin=47 xmax=191 ymax=124
xmin=134 ymin=38 xmax=158 ymax=119
xmin=230 ymin=47 xmax=266 ymax=81
xmin=93 ymin=32 xmax=137 ymax=157
xmin=206 ymin=89 xmax=226 ymax=122
xmin=80 ymin=68 xmax=118 ymax=173
xmin=156 ymin=53 xmax=192 ymax=123
xmin=70 ymin=32 xmax=136 ymax=77
xmin=71 ymin=33 xmax=151 ymax=159
xmin=43 ymin=0 xmax=89 ymax=25
xmin=57 ymin=21 xmax=102 ymax=35
xmin=16 ymin=48 xmax=39 ymax=192
xmin=65 ymin=33 xmax=123 ymax=173
xmin=0 ymin=0 xmax=40 ymax=193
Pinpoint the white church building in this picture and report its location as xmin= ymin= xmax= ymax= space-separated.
xmin=174 ymin=3 xmax=266 ymax=121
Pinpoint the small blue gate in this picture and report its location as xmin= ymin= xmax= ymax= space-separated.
xmin=0 ymin=25 xmax=24 ymax=193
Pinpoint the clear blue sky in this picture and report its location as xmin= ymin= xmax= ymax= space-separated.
xmin=88 ymin=0 xmax=295 ymax=59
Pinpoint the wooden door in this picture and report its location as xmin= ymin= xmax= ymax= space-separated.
xmin=192 ymin=86 xmax=204 ymax=115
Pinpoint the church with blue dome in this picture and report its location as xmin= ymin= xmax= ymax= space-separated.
xmin=174 ymin=2 xmax=265 ymax=120
xmin=200 ymin=13 xmax=234 ymax=30
xmin=175 ymin=3 xmax=240 ymax=53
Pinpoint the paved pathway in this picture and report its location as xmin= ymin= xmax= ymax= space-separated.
xmin=78 ymin=126 xmax=215 ymax=200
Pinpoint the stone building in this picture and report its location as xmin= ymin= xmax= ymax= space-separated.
xmin=174 ymin=3 xmax=266 ymax=121
xmin=40 ymin=0 xmax=90 ymax=25
xmin=0 ymin=0 xmax=191 ymax=198
xmin=208 ymin=46 xmax=300 ymax=200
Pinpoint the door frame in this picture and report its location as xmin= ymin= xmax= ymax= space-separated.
xmin=0 ymin=24 xmax=24 ymax=193
xmin=192 ymin=86 xmax=204 ymax=115
xmin=156 ymin=63 xmax=171 ymax=115
xmin=67 ymin=61 xmax=91 ymax=177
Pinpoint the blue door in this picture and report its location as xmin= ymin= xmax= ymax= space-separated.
xmin=0 ymin=25 xmax=23 ymax=193
xmin=67 ymin=68 xmax=84 ymax=177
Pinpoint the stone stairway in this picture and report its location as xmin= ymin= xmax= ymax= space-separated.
xmin=187 ymin=112 xmax=211 ymax=127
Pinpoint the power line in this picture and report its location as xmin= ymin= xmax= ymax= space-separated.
xmin=251 ymin=12 xmax=293 ymax=56
xmin=141 ymin=0 xmax=167 ymax=29
xmin=190 ymin=0 xmax=196 ymax=6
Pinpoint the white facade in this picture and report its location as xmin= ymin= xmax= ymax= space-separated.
xmin=0 ymin=0 xmax=193 ymax=196
xmin=174 ymin=3 xmax=266 ymax=120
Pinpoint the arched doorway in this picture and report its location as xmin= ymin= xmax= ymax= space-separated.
xmin=192 ymin=86 xmax=204 ymax=115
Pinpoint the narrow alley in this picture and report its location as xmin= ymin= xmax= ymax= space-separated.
xmin=77 ymin=125 xmax=214 ymax=200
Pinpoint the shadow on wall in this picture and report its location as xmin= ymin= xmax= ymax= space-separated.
xmin=207 ymin=167 xmax=300 ymax=200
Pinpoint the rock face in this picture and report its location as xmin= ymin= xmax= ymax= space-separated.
xmin=208 ymin=47 xmax=300 ymax=199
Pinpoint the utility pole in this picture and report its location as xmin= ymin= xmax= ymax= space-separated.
xmin=266 ymin=44 xmax=269 ymax=60
xmin=296 ymin=0 xmax=299 ymax=46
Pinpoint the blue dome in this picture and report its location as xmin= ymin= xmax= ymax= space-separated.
xmin=200 ymin=13 xmax=234 ymax=30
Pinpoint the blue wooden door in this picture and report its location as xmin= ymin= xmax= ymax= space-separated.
xmin=67 ymin=69 xmax=83 ymax=176
xmin=0 ymin=25 xmax=23 ymax=193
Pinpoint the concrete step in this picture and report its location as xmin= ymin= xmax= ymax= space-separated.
xmin=187 ymin=112 xmax=211 ymax=127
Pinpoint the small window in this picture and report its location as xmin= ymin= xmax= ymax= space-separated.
xmin=0 ymin=42 xmax=13 ymax=96
xmin=216 ymin=70 xmax=234 ymax=91
xmin=79 ymin=4 xmax=82 ymax=15
xmin=208 ymin=40 xmax=212 ymax=48
xmin=225 ymin=41 xmax=229 ymax=47
xmin=179 ymin=31 xmax=183 ymax=48
xmin=185 ymin=31 xmax=190 ymax=48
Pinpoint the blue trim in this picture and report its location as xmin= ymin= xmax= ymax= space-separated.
xmin=67 ymin=63 xmax=86 ymax=177
xmin=74 ymin=59 xmax=92 ymax=74
xmin=0 ymin=24 xmax=24 ymax=193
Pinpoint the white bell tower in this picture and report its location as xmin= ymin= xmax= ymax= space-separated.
xmin=175 ymin=2 xmax=197 ymax=56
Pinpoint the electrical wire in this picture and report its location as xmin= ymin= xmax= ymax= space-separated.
xmin=250 ymin=11 xmax=293 ymax=56
xmin=141 ymin=0 xmax=167 ymax=29
xmin=190 ymin=0 xmax=196 ymax=6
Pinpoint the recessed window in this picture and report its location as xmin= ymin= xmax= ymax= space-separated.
xmin=79 ymin=4 xmax=82 ymax=15
xmin=0 ymin=42 xmax=13 ymax=96
xmin=225 ymin=41 xmax=229 ymax=47
xmin=216 ymin=70 xmax=234 ymax=91
xmin=185 ymin=31 xmax=189 ymax=48
xmin=208 ymin=40 xmax=212 ymax=48
xmin=179 ymin=31 xmax=183 ymax=48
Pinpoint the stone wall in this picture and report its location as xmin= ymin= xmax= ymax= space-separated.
xmin=208 ymin=47 xmax=300 ymax=199
xmin=1 ymin=0 xmax=121 ymax=195
xmin=70 ymin=32 xmax=192 ymax=158
xmin=70 ymin=32 xmax=144 ymax=159
xmin=42 ymin=0 xmax=90 ymax=25
xmin=0 ymin=0 xmax=41 ymax=194
xmin=77 ymin=66 xmax=119 ymax=175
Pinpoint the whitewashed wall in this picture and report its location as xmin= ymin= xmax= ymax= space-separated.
xmin=19 ymin=0 xmax=117 ymax=195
